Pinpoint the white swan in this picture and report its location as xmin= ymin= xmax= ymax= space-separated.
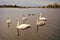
xmin=16 ymin=18 xmax=31 ymax=30
xmin=36 ymin=13 xmax=47 ymax=32
xmin=16 ymin=18 xmax=31 ymax=39
xmin=22 ymin=17 xmax=27 ymax=22
xmin=6 ymin=17 xmax=11 ymax=24
xmin=6 ymin=17 xmax=11 ymax=28
xmin=39 ymin=13 xmax=46 ymax=21
xmin=22 ymin=15 xmax=27 ymax=23
xmin=36 ymin=20 xmax=46 ymax=26
xmin=36 ymin=13 xmax=47 ymax=26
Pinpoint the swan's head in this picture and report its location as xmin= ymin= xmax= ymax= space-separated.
xmin=16 ymin=18 xmax=19 ymax=22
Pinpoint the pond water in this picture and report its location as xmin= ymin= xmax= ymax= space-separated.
xmin=0 ymin=8 xmax=60 ymax=40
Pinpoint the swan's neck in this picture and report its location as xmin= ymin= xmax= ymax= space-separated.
xmin=40 ymin=13 xmax=42 ymax=18
xmin=17 ymin=21 xmax=19 ymax=26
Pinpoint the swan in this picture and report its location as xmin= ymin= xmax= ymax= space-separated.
xmin=39 ymin=13 xmax=46 ymax=21
xmin=36 ymin=13 xmax=47 ymax=26
xmin=16 ymin=18 xmax=31 ymax=30
xmin=36 ymin=13 xmax=47 ymax=32
xmin=36 ymin=20 xmax=46 ymax=26
xmin=36 ymin=20 xmax=46 ymax=32
xmin=22 ymin=17 xmax=27 ymax=22
xmin=6 ymin=17 xmax=11 ymax=28
xmin=6 ymin=17 xmax=11 ymax=24
xmin=16 ymin=18 xmax=31 ymax=39
xmin=22 ymin=15 xmax=27 ymax=23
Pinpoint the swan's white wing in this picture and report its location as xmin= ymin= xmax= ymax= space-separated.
xmin=6 ymin=19 xmax=11 ymax=24
xmin=36 ymin=21 xmax=46 ymax=26
xmin=39 ymin=17 xmax=46 ymax=21
xmin=17 ymin=24 xmax=31 ymax=30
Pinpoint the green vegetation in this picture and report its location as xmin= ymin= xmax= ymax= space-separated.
xmin=0 ymin=3 xmax=60 ymax=8
xmin=46 ymin=3 xmax=60 ymax=8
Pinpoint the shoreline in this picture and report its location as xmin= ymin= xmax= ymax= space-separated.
xmin=0 ymin=7 xmax=60 ymax=8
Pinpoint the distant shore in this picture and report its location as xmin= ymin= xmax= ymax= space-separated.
xmin=0 ymin=3 xmax=60 ymax=8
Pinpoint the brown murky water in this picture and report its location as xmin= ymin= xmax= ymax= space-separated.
xmin=0 ymin=8 xmax=60 ymax=40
